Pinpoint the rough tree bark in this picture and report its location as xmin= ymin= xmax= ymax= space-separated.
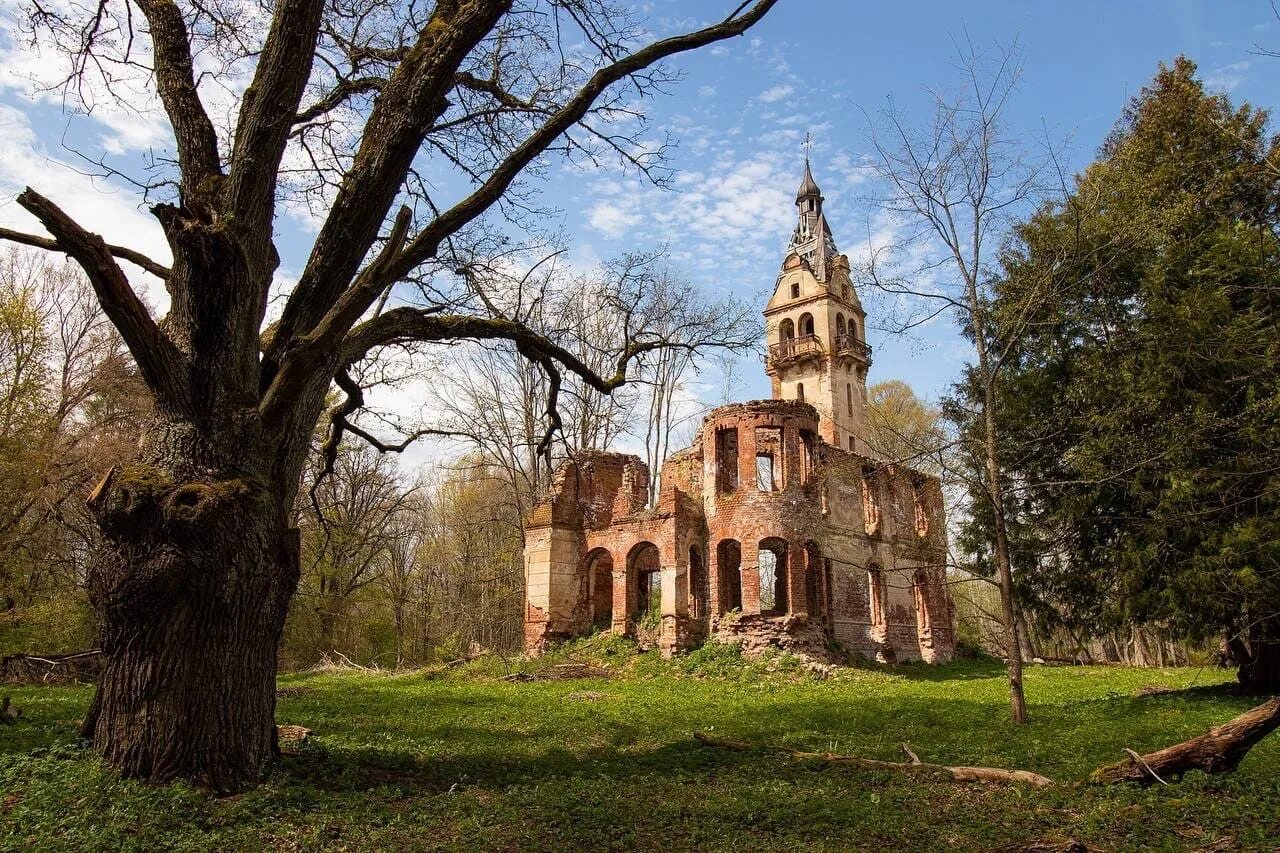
xmin=1232 ymin=619 xmax=1280 ymax=691
xmin=5 ymin=0 xmax=778 ymax=789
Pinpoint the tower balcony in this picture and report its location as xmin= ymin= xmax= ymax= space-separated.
xmin=768 ymin=334 xmax=823 ymax=366
xmin=768 ymin=334 xmax=872 ymax=369
xmin=833 ymin=333 xmax=873 ymax=363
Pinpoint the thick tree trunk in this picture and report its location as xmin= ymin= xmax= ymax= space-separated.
xmin=80 ymin=443 xmax=300 ymax=791
xmin=1234 ymin=619 xmax=1280 ymax=692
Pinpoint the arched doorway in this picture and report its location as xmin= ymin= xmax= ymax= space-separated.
xmin=758 ymin=538 xmax=789 ymax=615
xmin=716 ymin=539 xmax=742 ymax=613
xmin=627 ymin=542 xmax=662 ymax=624
xmin=779 ymin=318 xmax=795 ymax=341
xmin=585 ymin=549 xmax=614 ymax=630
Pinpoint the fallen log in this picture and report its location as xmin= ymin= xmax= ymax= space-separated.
xmin=1091 ymin=696 xmax=1280 ymax=785
xmin=692 ymin=731 xmax=1055 ymax=787
xmin=0 ymin=650 xmax=104 ymax=685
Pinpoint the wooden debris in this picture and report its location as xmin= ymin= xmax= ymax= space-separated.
xmin=1092 ymin=696 xmax=1280 ymax=785
xmin=502 ymin=662 xmax=612 ymax=682
xmin=692 ymin=731 xmax=1055 ymax=787
xmin=0 ymin=650 xmax=103 ymax=685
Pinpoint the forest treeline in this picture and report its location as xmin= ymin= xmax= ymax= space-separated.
xmin=2 ymin=58 xmax=1276 ymax=684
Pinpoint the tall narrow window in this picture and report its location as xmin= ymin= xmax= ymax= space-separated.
xmin=799 ymin=430 xmax=816 ymax=482
xmin=847 ymin=383 xmax=853 ymax=416
xmin=716 ymin=428 xmax=739 ymax=492
xmin=913 ymin=569 xmax=931 ymax=634
xmin=755 ymin=427 xmax=782 ymax=492
xmin=796 ymin=383 xmax=805 ymax=402
xmin=790 ymin=282 xmax=800 ymax=299
xmin=862 ymin=470 xmax=881 ymax=535
xmin=868 ymin=565 xmax=886 ymax=628
xmin=912 ymin=479 xmax=930 ymax=537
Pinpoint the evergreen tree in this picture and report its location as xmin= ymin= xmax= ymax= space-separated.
xmin=969 ymin=58 xmax=1280 ymax=687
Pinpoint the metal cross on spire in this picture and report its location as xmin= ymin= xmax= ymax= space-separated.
xmin=802 ymin=131 xmax=813 ymax=160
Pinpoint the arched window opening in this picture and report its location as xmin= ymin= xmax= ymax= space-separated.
xmin=689 ymin=545 xmax=708 ymax=620
xmin=627 ymin=542 xmax=662 ymax=623
xmin=779 ymin=317 xmax=795 ymax=341
xmin=913 ymin=569 xmax=932 ymax=635
xmin=796 ymin=382 xmax=805 ymax=402
xmin=836 ymin=313 xmax=846 ymax=338
xmin=868 ymin=564 xmax=886 ymax=628
xmin=716 ymin=539 xmax=742 ymax=613
xmin=799 ymin=313 xmax=815 ymax=337
xmin=586 ymin=549 xmax=614 ymax=630
xmin=758 ymin=538 xmax=789 ymax=615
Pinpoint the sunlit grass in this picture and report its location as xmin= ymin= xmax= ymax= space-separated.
xmin=2 ymin=643 xmax=1276 ymax=851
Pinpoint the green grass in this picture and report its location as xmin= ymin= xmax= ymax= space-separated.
xmin=2 ymin=641 xmax=1277 ymax=851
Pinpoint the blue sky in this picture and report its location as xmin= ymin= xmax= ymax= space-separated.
xmin=549 ymin=0 xmax=1280 ymax=406
xmin=1 ymin=0 xmax=1278 ymax=454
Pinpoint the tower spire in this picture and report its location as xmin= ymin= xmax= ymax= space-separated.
xmin=788 ymin=149 xmax=836 ymax=282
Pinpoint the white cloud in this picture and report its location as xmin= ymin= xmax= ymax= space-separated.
xmin=0 ymin=105 xmax=171 ymax=310
xmin=587 ymin=200 xmax=642 ymax=237
xmin=697 ymin=85 xmax=717 ymax=98
xmin=1204 ymin=61 xmax=1250 ymax=92
xmin=757 ymin=84 xmax=794 ymax=104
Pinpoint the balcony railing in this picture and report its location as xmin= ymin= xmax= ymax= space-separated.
xmin=769 ymin=334 xmax=823 ymax=362
xmin=833 ymin=334 xmax=873 ymax=362
xmin=769 ymin=333 xmax=872 ymax=366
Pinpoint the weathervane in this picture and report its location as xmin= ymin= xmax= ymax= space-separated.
xmin=802 ymin=131 xmax=813 ymax=160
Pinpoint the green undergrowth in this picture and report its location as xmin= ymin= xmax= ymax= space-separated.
xmin=2 ymin=645 xmax=1277 ymax=851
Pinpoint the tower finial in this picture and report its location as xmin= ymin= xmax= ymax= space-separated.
xmin=795 ymin=144 xmax=821 ymax=203
xmin=802 ymin=131 xmax=813 ymax=161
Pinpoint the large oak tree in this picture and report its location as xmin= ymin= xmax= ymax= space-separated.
xmin=1 ymin=0 xmax=776 ymax=789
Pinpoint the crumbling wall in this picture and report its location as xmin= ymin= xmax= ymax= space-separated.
xmin=523 ymin=400 xmax=955 ymax=665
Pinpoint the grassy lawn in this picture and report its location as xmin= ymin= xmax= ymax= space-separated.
xmin=2 ymin=639 xmax=1277 ymax=851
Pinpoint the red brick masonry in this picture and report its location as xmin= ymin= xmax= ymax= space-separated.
xmin=523 ymin=400 xmax=955 ymax=663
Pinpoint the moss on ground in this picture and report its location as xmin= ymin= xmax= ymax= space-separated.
xmin=1 ymin=646 xmax=1276 ymax=851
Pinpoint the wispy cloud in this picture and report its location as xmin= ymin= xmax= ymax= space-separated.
xmin=1204 ymin=60 xmax=1250 ymax=92
xmin=757 ymin=84 xmax=795 ymax=103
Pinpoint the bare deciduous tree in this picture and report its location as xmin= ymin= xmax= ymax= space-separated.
xmin=861 ymin=39 xmax=1060 ymax=724
xmin=1 ymin=0 xmax=777 ymax=788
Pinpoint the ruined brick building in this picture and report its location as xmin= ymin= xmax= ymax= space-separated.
xmin=523 ymin=161 xmax=956 ymax=664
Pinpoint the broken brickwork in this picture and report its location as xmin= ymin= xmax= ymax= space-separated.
xmin=523 ymin=400 xmax=955 ymax=663
xmin=523 ymin=163 xmax=956 ymax=664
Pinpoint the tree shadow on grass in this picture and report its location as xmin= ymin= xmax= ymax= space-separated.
xmin=875 ymin=655 xmax=1008 ymax=682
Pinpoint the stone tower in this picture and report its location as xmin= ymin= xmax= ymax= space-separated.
xmin=764 ymin=160 xmax=872 ymax=453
